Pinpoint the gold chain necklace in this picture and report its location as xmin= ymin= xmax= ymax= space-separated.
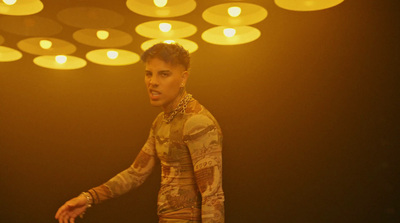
xmin=163 ymin=94 xmax=193 ymax=123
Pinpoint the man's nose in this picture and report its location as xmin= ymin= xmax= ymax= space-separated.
xmin=149 ymin=76 xmax=159 ymax=86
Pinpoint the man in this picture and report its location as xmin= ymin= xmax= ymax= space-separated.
xmin=55 ymin=43 xmax=225 ymax=223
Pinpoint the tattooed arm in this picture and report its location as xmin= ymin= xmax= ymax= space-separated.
xmin=184 ymin=114 xmax=225 ymax=223
xmin=89 ymin=129 xmax=158 ymax=204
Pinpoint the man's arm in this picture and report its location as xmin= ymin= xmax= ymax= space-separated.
xmin=184 ymin=114 xmax=225 ymax=223
xmin=90 ymin=132 xmax=158 ymax=204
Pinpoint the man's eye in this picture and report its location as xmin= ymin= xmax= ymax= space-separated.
xmin=160 ymin=72 xmax=169 ymax=77
xmin=145 ymin=72 xmax=152 ymax=77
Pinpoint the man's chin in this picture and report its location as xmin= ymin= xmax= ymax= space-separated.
xmin=149 ymin=100 xmax=162 ymax=107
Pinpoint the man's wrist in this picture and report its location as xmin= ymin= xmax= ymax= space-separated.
xmin=80 ymin=192 xmax=93 ymax=208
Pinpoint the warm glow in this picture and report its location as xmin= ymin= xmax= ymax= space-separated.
xmin=141 ymin=39 xmax=198 ymax=53
xmin=34 ymin=55 xmax=86 ymax=70
xmin=223 ymin=28 xmax=236 ymax=37
xmin=96 ymin=30 xmax=109 ymax=40
xmin=136 ymin=20 xmax=197 ymax=39
xmin=274 ymin=0 xmax=344 ymax=11
xmin=153 ymin=0 xmax=167 ymax=8
xmin=55 ymin=55 xmax=67 ymax=64
xmin=202 ymin=26 xmax=261 ymax=45
xmin=3 ymin=0 xmax=17 ymax=5
xmin=0 ymin=46 xmax=23 ymax=62
xmin=18 ymin=37 xmax=76 ymax=56
xmin=305 ymin=1 xmax=315 ymax=7
xmin=107 ymin=50 xmax=118 ymax=59
xmin=86 ymin=49 xmax=140 ymax=66
xmin=203 ymin=3 xmax=267 ymax=26
xmin=39 ymin=40 xmax=52 ymax=49
xmin=159 ymin=23 xmax=172 ymax=32
xmin=127 ymin=0 xmax=196 ymax=18
xmin=228 ymin=6 xmax=241 ymax=17
xmin=0 ymin=0 xmax=44 ymax=15
xmin=163 ymin=40 xmax=175 ymax=44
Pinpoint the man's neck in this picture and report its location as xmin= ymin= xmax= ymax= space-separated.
xmin=163 ymin=91 xmax=187 ymax=114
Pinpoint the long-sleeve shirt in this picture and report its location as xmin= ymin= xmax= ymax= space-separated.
xmin=89 ymin=99 xmax=225 ymax=222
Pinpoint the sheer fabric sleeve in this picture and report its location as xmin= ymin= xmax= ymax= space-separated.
xmin=90 ymin=127 xmax=157 ymax=204
xmin=183 ymin=114 xmax=225 ymax=222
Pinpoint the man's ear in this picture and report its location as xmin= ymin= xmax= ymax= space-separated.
xmin=181 ymin=71 xmax=189 ymax=86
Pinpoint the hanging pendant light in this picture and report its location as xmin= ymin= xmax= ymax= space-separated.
xmin=33 ymin=55 xmax=87 ymax=70
xmin=0 ymin=0 xmax=43 ymax=16
xmin=0 ymin=46 xmax=23 ymax=62
xmin=275 ymin=0 xmax=344 ymax=11
xmin=126 ymin=0 xmax=196 ymax=18
xmin=86 ymin=49 xmax=140 ymax=66
xmin=202 ymin=26 xmax=261 ymax=46
xmin=17 ymin=37 xmax=76 ymax=55
xmin=135 ymin=20 xmax=196 ymax=39
xmin=73 ymin=28 xmax=133 ymax=47
xmin=202 ymin=2 xmax=267 ymax=26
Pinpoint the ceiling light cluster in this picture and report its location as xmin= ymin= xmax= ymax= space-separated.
xmin=127 ymin=0 xmax=198 ymax=53
xmin=0 ymin=0 xmax=344 ymax=69
xmin=202 ymin=2 xmax=267 ymax=45
xmin=135 ymin=19 xmax=198 ymax=52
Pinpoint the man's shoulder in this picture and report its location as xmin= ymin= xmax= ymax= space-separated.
xmin=185 ymin=99 xmax=203 ymax=114
xmin=185 ymin=100 xmax=215 ymax=122
xmin=184 ymin=100 xmax=220 ymax=133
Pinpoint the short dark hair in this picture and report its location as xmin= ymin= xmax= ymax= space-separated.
xmin=141 ymin=43 xmax=190 ymax=70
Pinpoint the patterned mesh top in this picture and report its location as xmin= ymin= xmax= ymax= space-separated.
xmin=88 ymin=98 xmax=225 ymax=222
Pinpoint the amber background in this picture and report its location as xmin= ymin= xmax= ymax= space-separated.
xmin=0 ymin=0 xmax=399 ymax=222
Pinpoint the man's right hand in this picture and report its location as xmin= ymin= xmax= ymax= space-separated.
xmin=55 ymin=194 xmax=88 ymax=223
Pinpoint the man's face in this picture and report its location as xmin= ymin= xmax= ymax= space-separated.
xmin=144 ymin=57 xmax=188 ymax=112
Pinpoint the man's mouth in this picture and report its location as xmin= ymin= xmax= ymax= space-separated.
xmin=149 ymin=90 xmax=161 ymax=99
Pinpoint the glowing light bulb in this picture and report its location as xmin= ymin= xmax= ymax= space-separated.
xmin=223 ymin=28 xmax=236 ymax=37
xmin=228 ymin=6 xmax=242 ymax=17
xmin=39 ymin=40 xmax=52 ymax=49
xmin=55 ymin=55 xmax=67 ymax=64
xmin=107 ymin=50 xmax=118 ymax=59
xmin=154 ymin=0 xmax=167 ymax=8
xmin=3 ymin=0 xmax=17 ymax=6
xmin=159 ymin=23 xmax=172 ymax=32
xmin=96 ymin=30 xmax=109 ymax=40
xmin=163 ymin=40 xmax=175 ymax=44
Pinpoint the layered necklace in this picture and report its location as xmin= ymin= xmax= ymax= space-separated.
xmin=163 ymin=93 xmax=193 ymax=123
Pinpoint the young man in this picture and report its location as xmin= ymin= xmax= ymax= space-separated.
xmin=55 ymin=43 xmax=225 ymax=223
